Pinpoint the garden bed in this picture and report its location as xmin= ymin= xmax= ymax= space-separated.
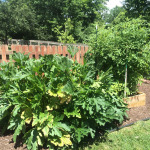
xmin=0 ymin=80 xmax=150 ymax=149
xmin=122 ymin=79 xmax=150 ymax=126
xmin=124 ymin=92 xmax=146 ymax=108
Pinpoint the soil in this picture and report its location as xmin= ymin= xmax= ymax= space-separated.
xmin=122 ymin=79 xmax=150 ymax=126
xmin=0 ymin=79 xmax=150 ymax=150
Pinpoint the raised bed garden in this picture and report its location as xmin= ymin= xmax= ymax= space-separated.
xmin=124 ymin=92 xmax=146 ymax=108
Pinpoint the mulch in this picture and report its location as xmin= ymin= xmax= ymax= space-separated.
xmin=122 ymin=79 xmax=150 ymax=126
xmin=0 ymin=79 xmax=150 ymax=149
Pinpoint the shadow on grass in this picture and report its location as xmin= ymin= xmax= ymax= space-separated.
xmin=73 ymin=120 xmax=125 ymax=150
xmin=73 ymin=132 xmax=108 ymax=150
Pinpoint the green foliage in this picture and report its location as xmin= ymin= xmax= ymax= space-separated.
xmin=0 ymin=0 xmax=107 ymax=43
xmin=112 ymin=11 xmax=127 ymax=25
xmin=52 ymin=18 xmax=76 ymax=44
xmin=0 ymin=53 xmax=127 ymax=149
xmin=103 ymin=6 xmax=125 ymax=24
xmin=0 ymin=0 xmax=37 ymax=43
xmin=67 ymin=45 xmax=79 ymax=57
xmin=123 ymin=0 xmax=150 ymax=20
xmin=87 ymin=18 xmax=150 ymax=95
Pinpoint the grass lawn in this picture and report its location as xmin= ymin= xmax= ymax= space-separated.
xmin=84 ymin=120 xmax=150 ymax=150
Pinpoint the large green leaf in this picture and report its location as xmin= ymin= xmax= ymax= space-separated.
xmin=0 ymin=104 xmax=11 ymax=121
xmin=24 ymin=129 xmax=39 ymax=150
xmin=13 ymin=120 xmax=25 ymax=142
xmin=62 ymin=80 xmax=74 ymax=95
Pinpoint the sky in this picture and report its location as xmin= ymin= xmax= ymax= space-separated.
xmin=106 ymin=0 xmax=123 ymax=10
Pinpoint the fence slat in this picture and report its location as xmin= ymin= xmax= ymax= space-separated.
xmin=35 ymin=45 xmax=40 ymax=59
xmin=58 ymin=46 xmax=62 ymax=55
xmin=41 ymin=45 xmax=46 ymax=56
xmin=52 ymin=46 xmax=56 ymax=55
xmin=76 ymin=46 xmax=80 ymax=63
xmin=63 ymin=46 xmax=67 ymax=57
xmin=29 ymin=45 xmax=34 ymax=58
xmin=2 ymin=45 xmax=7 ymax=62
xmin=11 ymin=45 xmax=16 ymax=51
xmin=47 ymin=46 xmax=52 ymax=55
xmin=22 ymin=45 xmax=29 ymax=55
xmin=85 ymin=46 xmax=88 ymax=53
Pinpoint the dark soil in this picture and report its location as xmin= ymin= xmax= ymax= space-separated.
xmin=122 ymin=79 xmax=150 ymax=126
xmin=0 ymin=80 xmax=150 ymax=150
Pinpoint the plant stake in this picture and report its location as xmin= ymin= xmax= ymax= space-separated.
xmin=95 ymin=25 xmax=98 ymax=80
xmin=124 ymin=50 xmax=128 ymax=97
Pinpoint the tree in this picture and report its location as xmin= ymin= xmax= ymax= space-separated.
xmin=25 ymin=0 xmax=108 ymax=42
xmin=87 ymin=18 xmax=150 ymax=95
xmin=52 ymin=18 xmax=76 ymax=43
xmin=103 ymin=6 xmax=125 ymax=24
xmin=0 ymin=0 xmax=37 ymax=43
xmin=123 ymin=0 xmax=150 ymax=20
xmin=8 ymin=0 xmax=37 ymax=39
xmin=0 ymin=0 xmax=108 ymax=43
xmin=0 ymin=1 xmax=13 ymax=43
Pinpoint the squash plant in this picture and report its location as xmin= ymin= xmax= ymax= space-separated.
xmin=0 ymin=52 xmax=127 ymax=149
xmin=88 ymin=18 xmax=150 ymax=96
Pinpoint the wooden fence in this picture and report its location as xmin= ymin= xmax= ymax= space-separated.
xmin=0 ymin=45 xmax=89 ymax=64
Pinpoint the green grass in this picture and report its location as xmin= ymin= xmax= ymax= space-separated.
xmin=84 ymin=120 xmax=150 ymax=150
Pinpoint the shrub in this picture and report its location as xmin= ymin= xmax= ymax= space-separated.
xmin=0 ymin=53 xmax=127 ymax=149
xmin=87 ymin=18 xmax=150 ymax=95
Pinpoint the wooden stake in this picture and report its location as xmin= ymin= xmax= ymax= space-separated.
xmin=124 ymin=63 xmax=127 ymax=97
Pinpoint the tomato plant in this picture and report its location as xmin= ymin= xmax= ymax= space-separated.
xmin=88 ymin=18 xmax=150 ymax=95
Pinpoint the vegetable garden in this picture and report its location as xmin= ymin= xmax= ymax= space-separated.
xmin=0 ymin=18 xmax=150 ymax=150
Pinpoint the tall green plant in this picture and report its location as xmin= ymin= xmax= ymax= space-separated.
xmin=87 ymin=18 xmax=150 ymax=95
xmin=0 ymin=53 xmax=127 ymax=149
xmin=52 ymin=18 xmax=76 ymax=43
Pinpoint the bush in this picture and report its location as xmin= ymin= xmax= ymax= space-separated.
xmin=0 ymin=53 xmax=127 ymax=149
xmin=87 ymin=18 xmax=150 ymax=95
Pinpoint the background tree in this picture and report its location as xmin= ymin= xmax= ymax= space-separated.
xmin=30 ymin=0 xmax=108 ymax=42
xmin=103 ymin=6 xmax=125 ymax=24
xmin=123 ymin=0 xmax=150 ymax=20
xmin=0 ymin=0 xmax=37 ymax=43
xmin=0 ymin=1 xmax=13 ymax=43
xmin=0 ymin=0 xmax=108 ymax=43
